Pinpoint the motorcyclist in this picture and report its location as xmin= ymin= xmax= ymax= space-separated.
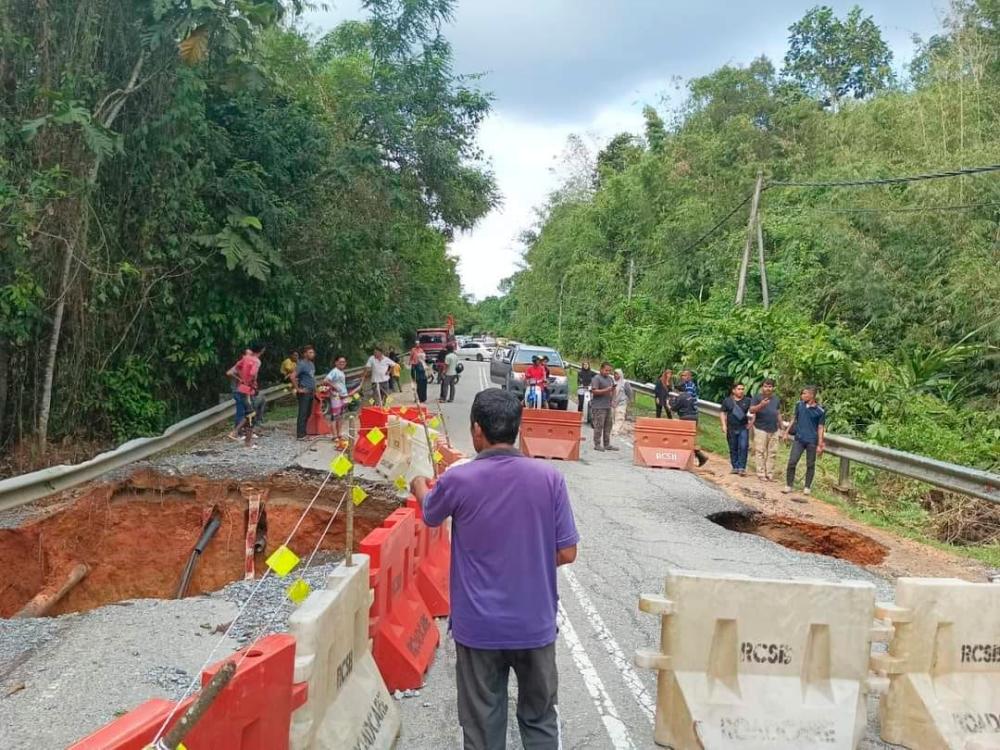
xmin=524 ymin=355 xmax=548 ymax=408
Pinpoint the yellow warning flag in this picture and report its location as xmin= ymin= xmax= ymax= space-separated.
xmin=399 ymin=406 xmax=409 ymax=415
xmin=429 ymin=416 xmax=441 ymax=428
xmin=433 ymin=450 xmax=444 ymax=464
xmin=266 ymin=545 xmax=300 ymax=578
xmin=405 ymin=423 xmax=418 ymax=436
xmin=352 ymin=485 xmax=368 ymax=506
xmin=385 ymin=395 xmax=394 ymax=406
xmin=394 ymin=476 xmax=408 ymax=491
xmin=366 ymin=427 xmax=386 ymax=445
xmin=287 ymin=579 xmax=311 ymax=605
xmin=331 ymin=454 xmax=353 ymax=477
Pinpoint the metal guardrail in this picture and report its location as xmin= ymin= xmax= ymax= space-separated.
xmin=0 ymin=368 xmax=365 ymax=513
xmin=568 ymin=363 xmax=1000 ymax=504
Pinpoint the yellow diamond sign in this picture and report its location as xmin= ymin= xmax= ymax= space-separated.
xmin=331 ymin=454 xmax=353 ymax=477
xmin=287 ymin=579 xmax=311 ymax=604
xmin=433 ymin=450 xmax=444 ymax=464
xmin=352 ymin=486 xmax=369 ymax=506
xmin=394 ymin=476 xmax=408 ymax=491
xmin=266 ymin=545 xmax=300 ymax=578
xmin=429 ymin=417 xmax=440 ymax=428
xmin=366 ymin=427 xmax=385 ymax=445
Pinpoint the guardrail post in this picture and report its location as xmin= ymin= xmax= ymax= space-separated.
xmin=836 ymin=456 xmax=852 ymax=494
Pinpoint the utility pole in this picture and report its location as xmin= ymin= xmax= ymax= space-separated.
xmin=756 ymin=215 xmax=769 ymax=309
xmin=558 ymin=272 xmax=568 ymax=350
xmin=735 ymin=170 xmax=764 ymax=305
xmin=627 ymin=256 xmax=635 ymax=302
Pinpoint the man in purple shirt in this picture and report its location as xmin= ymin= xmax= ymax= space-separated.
xmin=411 ymin=388 xmax=579 ymax=749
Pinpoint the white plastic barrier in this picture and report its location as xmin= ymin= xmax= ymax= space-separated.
xmin=288 ymin=554 xmax=400 ymax=750
xmin=375 ymin=416 xmax=411 ymax=484
xmin=873 ymin=578 xmax=1000 ymax=750
xmin=636 ymin=570 xmax=879 ymax=749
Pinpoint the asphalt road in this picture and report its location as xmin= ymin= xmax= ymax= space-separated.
xmin=398 ymin=361 xmax=894 ymax=749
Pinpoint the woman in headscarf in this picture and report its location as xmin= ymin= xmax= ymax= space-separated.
xmin=610 ymin=369 xmax=633 ymax=436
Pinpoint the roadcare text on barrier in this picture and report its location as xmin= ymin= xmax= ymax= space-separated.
xmin=353 ymin=693 xmax=391 ymax=750
xmin=719 ymin=717 xmax=836 ymax=743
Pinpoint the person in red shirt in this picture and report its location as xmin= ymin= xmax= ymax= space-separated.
xmin=227 ymin=341 xmax=265 ymax=442
xmin=524 ymin=356 xmax=547 ymax=408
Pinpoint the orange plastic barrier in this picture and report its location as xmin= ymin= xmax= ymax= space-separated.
xmin=360 ymin=405 xmax=389 ymax=430
xmin=406 ymin=496 xmax=450 ymax=617
xmin=353 ymin=426 xmax=388 ymax=467
xmin=360 ymin=508 xmax=440 ymax=691
xmin=633 ymin=417 xmax=697 ymax=469
xmin=519 ymin=409 xmax=582 ymax=460
xmin=306 ymin=395 xmax=332 ymax=436
xmin=389 ymin=405 xmax=430 ymax=423
xmin=434 ymin=438 xmax=465 ymax=468
xmin=69 ymin=634 xmax=307 ymax=750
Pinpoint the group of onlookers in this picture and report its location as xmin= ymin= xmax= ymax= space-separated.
xmin=407 ymin=341 xmax=461 ymax=404
xmin=581 ymin=362 xmax=826 ymax=493
xmin=576 ymin=361 xmax=635 ymax=452
xmin=225 ymin=342 xmax=415 ymax=450
xmin=718 ymin=379 xmax=826 ymax=494
xmin=650 ymin=367 xmax=826 ymax=493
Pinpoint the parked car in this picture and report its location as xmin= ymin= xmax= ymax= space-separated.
xmin=458 ymin=341 xmax=493 ymax=361
xmin=490 ymin=344 xmax=569 ymax=409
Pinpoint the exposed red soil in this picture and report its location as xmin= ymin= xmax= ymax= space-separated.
xmin=0 ymin=470 xmax=399 ymax=617
xmin=708 ymin=511 xmax=888 ymax=566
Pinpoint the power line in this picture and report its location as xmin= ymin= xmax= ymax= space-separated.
xmin=805 ymin=201 xmax=1000 ymax=214
xmin=767 ymin=164 xmax=1000 ymax=189
xmin=643 ymin=190 xmax=755 ymax=269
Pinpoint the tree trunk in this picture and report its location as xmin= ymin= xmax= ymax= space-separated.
xmin=35 ymin=52 xmax=147 ymax=450
xmin=0 ymin=341 xmax=9 ymax=445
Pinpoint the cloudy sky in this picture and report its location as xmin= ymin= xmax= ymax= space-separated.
xmin=304 ymin=1 xmax=945 ymax=298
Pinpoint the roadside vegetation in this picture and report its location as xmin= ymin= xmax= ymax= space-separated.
xmin=0 ymin=0 xmax=495 ymax=468
xmin=478 ymin=3 xmax=1000 ymax=557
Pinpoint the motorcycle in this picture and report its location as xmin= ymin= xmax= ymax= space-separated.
xmin=525 ymin=379 xmax=545 ymax=409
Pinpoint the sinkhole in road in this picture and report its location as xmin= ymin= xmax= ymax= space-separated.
xmin=0 ymin=470 xmax=399 ymax=618
xmin=706 ymin=510 xmax=888 ymax=566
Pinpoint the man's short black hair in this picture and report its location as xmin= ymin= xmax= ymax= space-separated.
xmin=249 ymin=341 xmax=265 ymax=354
xmin=762 ymin=377 xmax=776 ymax=386
xmin=802 ymin=384 xmax=819 ymax=397
xmin=600 ymin=361 xmax=611 ymax=369
xmin=471 ymin=389 xmax=521 ymax=445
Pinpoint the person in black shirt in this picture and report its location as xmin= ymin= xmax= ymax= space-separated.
xmin=720 ymin=382 xmax=751 ymax=475
xmin=654 ymin=368 xmax=673 ymax=418
xmin=667 ymin=389 xmax=708 ymax=466
xmin=577 ymin=360 xmax=595 ymax=413
xmin=749 ymin=378 xmax=781 ymax=481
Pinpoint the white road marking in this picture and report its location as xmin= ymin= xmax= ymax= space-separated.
xmin=557 ymin=602 xmax=637 ymax=749
xmin=561 ymin=567 xmax=656 ymax=724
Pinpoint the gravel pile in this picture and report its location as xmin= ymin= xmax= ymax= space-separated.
xmin=217 ymin=558 xmax=343 ymax=645
xmin=127 ymin=422 xmax=310 ymax=481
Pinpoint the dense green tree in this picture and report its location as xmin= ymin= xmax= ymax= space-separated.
xmin=479 ymin=0 xmax=999 ymax=473
xmin=783 ymin=5 xmax=894 ymax=108
xmin=0 ymin=0 xmax=495 ymax=461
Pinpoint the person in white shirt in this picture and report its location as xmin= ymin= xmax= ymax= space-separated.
xmin=364 ymin=347 xmax=396 ymax=406
xmin=439 ymin=343 xmax=460 ymax=403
